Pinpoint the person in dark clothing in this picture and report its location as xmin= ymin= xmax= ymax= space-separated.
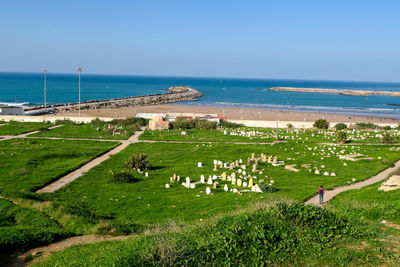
xmin=318 ymin=185 xmax=325 ymax=204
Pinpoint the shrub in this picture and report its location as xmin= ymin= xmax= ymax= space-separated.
xmin=313 ymin=119 xmax=329 ymax=129
xmin=336 ymin=131 xmax=348 ymax=143
xmin=218 ymin=120 xmax=244 ymax=128
xmin=125 ymin=153 xmax=151 ymax=171
xmin=382 ymin=132 xmax=395 ymax=144
xmin=171 ymin=118 xmax=217 ymax=130
xmin=196 ymin=119 xmax=218 ymax=130
xmin=334 ymin=123 xmax=347 ymax=131
xmin=383 ymin=125 xmax=391 ymax=130
xmin=287 ymin=123 xmax=294 ymax=129
xmin=111 ymin=172 xmax=140 ymax=183
xmin=382 ymin=159 xmax=395 ymax=167
xmin=355 ymin=122 xmax=378 ymax=129
xmin=258 ymin=182 xmax=279 ymax=192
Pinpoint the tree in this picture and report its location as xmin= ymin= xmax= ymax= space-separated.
xmin=334 ymin=123 xmax=347 ymax=131
xmin=336 ymin=131 xmax=348 ymax=143
xmin=125 ymin=153 xmax=151 ymax=171
xmin=382 ymin=132 xmax=395 ymax=144
xmin=313 ymin=119 xmax=329 ymax=129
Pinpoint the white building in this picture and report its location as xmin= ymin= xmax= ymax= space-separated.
xmin=0 ymin=105 xmax=25 ymax=115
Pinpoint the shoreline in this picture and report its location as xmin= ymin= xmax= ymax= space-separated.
xmin=56 ymin=103 xmax=400 ymax=125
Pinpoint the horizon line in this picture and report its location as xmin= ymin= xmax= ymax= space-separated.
xmin=1 ymin=70 xmax=400 ymax=85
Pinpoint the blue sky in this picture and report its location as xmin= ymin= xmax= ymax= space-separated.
xmin=1 ymin=0 xmax=399 ymax=82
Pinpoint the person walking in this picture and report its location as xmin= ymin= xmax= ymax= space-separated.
xmin=318 ymin=185 xmax=325 ymax=204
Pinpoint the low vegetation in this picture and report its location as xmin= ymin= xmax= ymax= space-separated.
xmin=33 ymin=203 xmax=394 ymax=266
xmin=2 ymin=120 xmax=400 ymax=265
xmin=313 ymin=119 xmax=329 ymax=129
xmin=32 ymin=117 xmax=148 ymax=140
xmin=0 ymin=121 xmax=52 ymax=135
xmin=334 ymin=122 xmax=348 ymax=131
xmin=125 ymin=153 xmax=151 ymax=171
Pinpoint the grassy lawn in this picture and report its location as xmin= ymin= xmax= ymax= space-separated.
xmin=32 ymin=124 xmax=133 ymax=140
xmin=33 ymin=203 xmax=398 ymax=267
xmin=328 ymin=181 xmax=400 ymax=224
xmin=139 ymin=128 xmax=279 ymax=142
xmin=0 ymin=138 xmax=119 ymax=197
xmin=0 ymin=121 xmax=52 ymax=135
xmin=0 ymin=199 xmax=68 ymax=251
xmin=45 ymin=142 xmax=400 ymax=235
xmin=139 ymin=127 xmax=400 ymax=144
xmin=31 ymin=118 xmax=147 ymax=140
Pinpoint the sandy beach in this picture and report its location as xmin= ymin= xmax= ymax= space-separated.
xmin=57 ymin=104 xmax=400 ymax=124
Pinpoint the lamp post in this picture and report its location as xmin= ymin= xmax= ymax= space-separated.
xmin=43 ymin=69 xmax=48 ymax=109
xmin=77 ymin=67 xmax=82 ymax=117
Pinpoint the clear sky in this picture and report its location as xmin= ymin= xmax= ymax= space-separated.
xmin=1 ymin=0 xmax=399 ymax=82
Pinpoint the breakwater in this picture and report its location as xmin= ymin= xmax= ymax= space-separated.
xmin=267 ymin=87 xmax=400 ymax=97
xmin=25 ymin=86 xmax=202 ymax=112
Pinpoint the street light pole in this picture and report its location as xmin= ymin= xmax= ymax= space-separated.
xmin=43 ymin=69 xmax=48 ymax=109
xmin=77 ymin=67 xmax=82 ymax=117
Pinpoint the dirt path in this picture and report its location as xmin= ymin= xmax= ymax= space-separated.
xmin=7 ymin=235 xmax=132 ymax=267
xmin=305 ymin=159 xmax=400 ymax=206
xmin=0 ymin=125 xmax=63 ymax=142
xmin=36 ymin=130 xmax=143 ymax=193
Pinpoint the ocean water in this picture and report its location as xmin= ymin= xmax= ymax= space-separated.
xmin=1 ymin=72 xmax=400 ymax=118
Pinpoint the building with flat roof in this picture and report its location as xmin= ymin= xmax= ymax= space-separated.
xmin=0 ymin=105 xmax=25 ymax=115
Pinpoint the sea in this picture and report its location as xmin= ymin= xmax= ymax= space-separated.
xmin=1 ymin=72 xmax=400 ymax=118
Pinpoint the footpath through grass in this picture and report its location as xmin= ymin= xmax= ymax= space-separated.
xmin=44 ymin=141 xmax=400 ymax=236
xmin=0 ymin=121 xmax=52 ymax=135
xmin=32 ymin=118 xmax=148 ymax=140
xmin=0 ymin=138 xmax=119 ymax=197
xmin=140 ymin=127 xmax=400 ymax=144
xmin=0 ymin=199 xmax=68 ymax=252
xmin=33 ymin=203 xmax=400 ymax=266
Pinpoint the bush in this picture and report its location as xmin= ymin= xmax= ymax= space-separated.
xmin=336 ymin=131 xmax=348 ymax=143
xmin=355 ymin=122 xmax=378 ymax=129
xmin=125 ymin=153 xmax=151 ymax=171
xmin=334 ymin=123 xmax=347 ymax=131
xmin=383 ymin=125 xmax=391 ymax=130
xmin=171 ymin=118 xmax=217 ymax=130
xmin=258 ymin=182 xmax=279 ymax=192
xmin=382 ymin=132 xmax=395 ymax=144
xmin=218 ymin=120 xmax=244 ymax=128
xmin=111 ymin=172 xmax=140 ymax=183
xmin=287 ymin=123 xmax=294 ymax=129
xmin=313 ymin=119 xmax=329 ymax=129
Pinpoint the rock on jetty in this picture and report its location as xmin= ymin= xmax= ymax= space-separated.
xmin=267 ymin=87 xmax=400 ymax=97
xmin=25 ymin=86 xmax=202 ymax=112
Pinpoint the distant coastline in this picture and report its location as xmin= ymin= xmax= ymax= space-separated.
xmin=267 ymin=87 xmax=400 ymax=97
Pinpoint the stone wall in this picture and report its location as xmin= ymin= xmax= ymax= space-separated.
xmin=24 ymin=86 xmax=203 ymax=112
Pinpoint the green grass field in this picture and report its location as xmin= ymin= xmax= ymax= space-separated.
xmin=0 ymin=121 xmax=52 ymax=135
xmin=0 ymin=138 xmax=119 ymax=197
xmin=2 ymin=121 xmax=400 ymax=265
xmin=328 ymin=181 xmax=400 ymax=224
xmin=0 ymin=199 xmax=69 ymax=251
xmin=41 ymin=142 xmax=400 ymax=236
xmin=32 ymin=123 xmax=133 ymax=140
xmin=139 ymin=127 xmax=400 ymax=144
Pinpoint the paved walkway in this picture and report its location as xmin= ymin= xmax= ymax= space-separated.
xmin=0 ymin=125 xmax=63 ymax=142
xmin=36 ymin=130 xmax=143 ymax=193
xmin=305 ymin=159 xmax=400 ymax=206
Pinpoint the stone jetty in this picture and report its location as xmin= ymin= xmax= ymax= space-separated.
xmin=25 ymin=86 xmax=202 ymax=112
xmin=267 ymin=87 xmax=400 ymax=97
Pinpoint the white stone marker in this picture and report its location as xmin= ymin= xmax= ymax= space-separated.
xmin=206 ymin=187 xmax=211 ymax=195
